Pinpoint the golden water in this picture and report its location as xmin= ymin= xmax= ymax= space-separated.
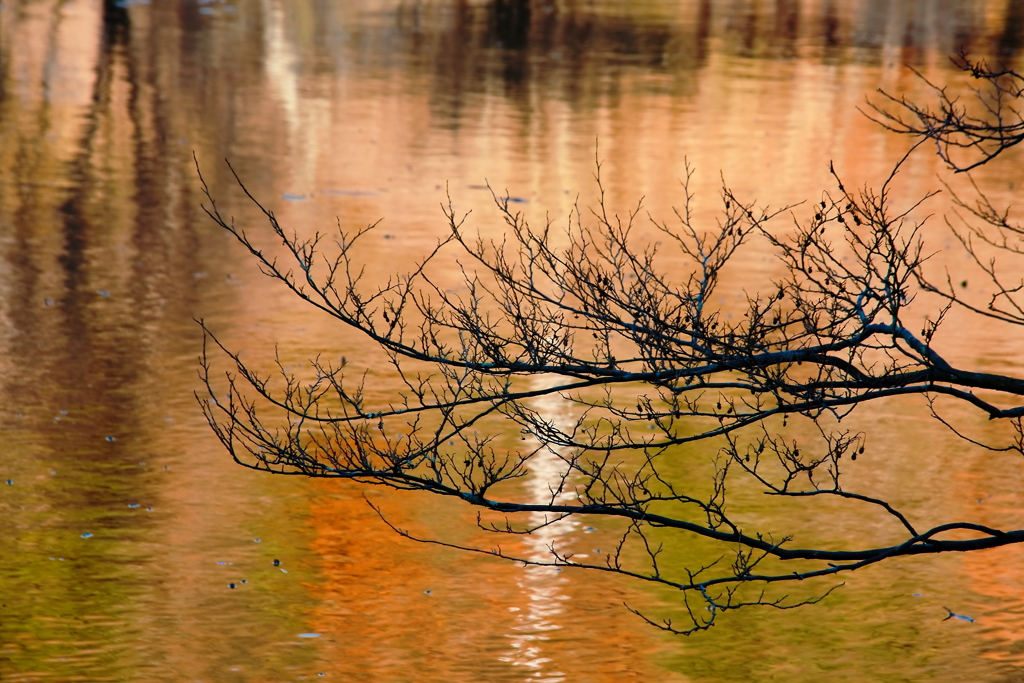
xmin=3 ymin=1 xmax=1024 ymax=680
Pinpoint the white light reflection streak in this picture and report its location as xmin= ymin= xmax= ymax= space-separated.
xmin=499 ymin=375 xmax=582 ymax=682
xmin=261 ymin=0 xmax=327 ymax=195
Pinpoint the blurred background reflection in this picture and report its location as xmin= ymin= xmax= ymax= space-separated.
xmin=3 ymin=1 xmax=1024 ymax=681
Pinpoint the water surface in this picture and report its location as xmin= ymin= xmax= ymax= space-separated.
xmin=4 ymin=1 xmax=1024 ymax=681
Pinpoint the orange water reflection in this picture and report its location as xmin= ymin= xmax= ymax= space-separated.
xmin=5 ymin=1 xmax=1024 ymax=681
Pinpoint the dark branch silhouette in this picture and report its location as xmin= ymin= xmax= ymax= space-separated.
xmin=869 ymin=53 xmax=1024 ymax=329
xmin=197 ymin=70 xmax=1024 ymax=632
xmin=867 ymin=49 xmax=1024 ymax=173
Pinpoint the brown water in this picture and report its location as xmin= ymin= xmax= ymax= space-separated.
xmin=4 ymin=1 xmax=1024 ymax=681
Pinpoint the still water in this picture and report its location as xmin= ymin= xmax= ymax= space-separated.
xmin=4 ymin=1 xmax=1024 ymax=680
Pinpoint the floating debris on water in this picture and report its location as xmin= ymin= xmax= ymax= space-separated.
xmin=5 ymin=480 xmax=12 ymax=485
xmin=943 ymin=607 xmax=975 ymax=623
xmin=273 ymin=559 xmax=281 ymax=566
xmin=128 ymin=503 xmax=139 ymax=508
xmin=253 ymin=539 xmax=261 ymax=543
xmin=424 ymin=590 xmax=432 ymax=594
xmin=241 ymin=580 xmax=248 ymax=584
xmin=280 ymin=569 xmax=288 ymax=573
xmin=105 ymin=436 xmax=115 ymax=442
xmin=298 ymin=633 xmax=320 ymax=638
xmin=81 ymin=533 xmax=93 ymax=538
xmin=228 ymin=583 xmax=236 ymax=589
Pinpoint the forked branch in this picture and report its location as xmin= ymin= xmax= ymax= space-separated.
xmin=196 ymin=142 xmax=1024 ymax=634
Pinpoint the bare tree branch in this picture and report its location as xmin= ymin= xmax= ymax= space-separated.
xmin=865 ymin=49 xmax=1024 ymax=172
xmin=195 ymin=104 xmax=1024 ymax=633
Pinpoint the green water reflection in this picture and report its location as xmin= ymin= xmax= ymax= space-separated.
xmin=3 ymin=0 xmax=1024 ymax=681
